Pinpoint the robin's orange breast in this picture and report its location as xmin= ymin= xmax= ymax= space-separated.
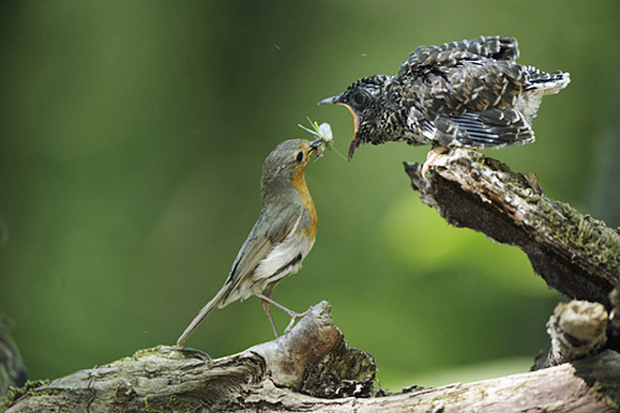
xmin=291 ymin=166 xmax=318 ymax=240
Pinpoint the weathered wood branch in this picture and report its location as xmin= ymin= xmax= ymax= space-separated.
xmin=404 ymin=148 xmax=620 ymax=368
xmin=534 ymin=300 xmax=609 ymax=369
xmin=3 ymin=302 xmax=377 ymax=412
xmin=404 ymin=148 xmax=620 ymax=307
xmin=4 ymin=301 xmax=620 ymax=413
xmin=5 ymin=149 xmax=620 ymax=412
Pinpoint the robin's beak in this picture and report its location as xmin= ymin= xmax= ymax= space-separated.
xmin=318 ymin=95 xmax=360 ymax=161
xmin=309 ymin=138 xmax=323 ymax=153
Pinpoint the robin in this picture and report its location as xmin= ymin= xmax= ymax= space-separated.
xmin=319 ymin=36 xmax=570 ymax=160
xmin=177 ymin=138 xmax=325 ymax=346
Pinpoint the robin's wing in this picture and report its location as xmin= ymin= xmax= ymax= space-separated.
xmin=176 ymin=203 xmax=302 ymax=346
xmin=219 ymin=203 xmax=303 ymax=306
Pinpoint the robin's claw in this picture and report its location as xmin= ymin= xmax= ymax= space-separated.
xmin=173 ymin=347 xmax=213 ymax=363
xmin=284 ymin=310 xmax=308 ymax=335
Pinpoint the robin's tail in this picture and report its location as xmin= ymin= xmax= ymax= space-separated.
xmin=176 ymin=287 xmax=229 ymax=346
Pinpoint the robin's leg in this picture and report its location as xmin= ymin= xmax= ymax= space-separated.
xmin=255 ymin=287 xmax=306 ymax=335
xmin=283 ymin=310 xmax=307 ymax=334
xmin=258 ymin=284 xmax=280 ymax=338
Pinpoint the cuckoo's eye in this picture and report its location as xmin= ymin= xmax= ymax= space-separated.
xmin=351 ymin=90 xmax=368 ymax=108
xmin=296 ymin=151 xmax=304 ymax=162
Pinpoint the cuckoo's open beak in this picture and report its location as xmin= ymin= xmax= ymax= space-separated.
xmin=318 ymin=95 xmax=360 ymax=161
xmin=317 ymin=95 xmax=338 ymax=106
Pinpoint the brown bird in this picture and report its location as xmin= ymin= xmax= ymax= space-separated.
xmin=177 ymin=138 xmax=324 ymax=346
xmin=319 ymin=36 xmax=570 ymax=160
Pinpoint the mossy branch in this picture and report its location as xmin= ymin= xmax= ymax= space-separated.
xmin=404 ymin=148 xmax=620 ymax=307
xmin=4 ymin=301 xmax=620 ymax=413
xmin=5 ymin=149 xmax=620 ymax=412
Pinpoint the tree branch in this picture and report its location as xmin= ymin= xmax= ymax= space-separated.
xmin=4 ymin=301 xmax=620 ymax=412
xmin=5 ymin=149 xmax=620 ymax=412
xmin=534 ymin=300 xmax=609 ymax=369
xmin=404 ymin=148 xmax=620 ymax=307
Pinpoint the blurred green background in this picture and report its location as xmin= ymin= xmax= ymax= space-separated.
xmin=1 ymin=1 xmax=619 ymax=391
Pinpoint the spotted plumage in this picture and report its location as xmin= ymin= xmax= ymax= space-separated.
xmin=319 ymin=36 xmax=570 ymax=160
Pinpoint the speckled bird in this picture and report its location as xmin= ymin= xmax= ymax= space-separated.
xmin=319 ymin=36 xmax=570 ymax=160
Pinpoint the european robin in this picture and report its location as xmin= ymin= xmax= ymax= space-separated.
xmin=319 ymin=36 xmax=569 ymax=160
xmin=177 ymin=138 xmax=324 ymax=346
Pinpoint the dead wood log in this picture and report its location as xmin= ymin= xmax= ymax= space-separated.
xmin=404 ymin=148 xmax=620 ymax=367
xmin=4 ymin=149 xmax=620 ymax=412
xmin=3 ymin=301 xmax=620 ymax=413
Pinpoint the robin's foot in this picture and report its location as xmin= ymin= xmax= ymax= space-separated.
xmin=255 ymin=292 xmax=307 ymax=336
xmin=284 ymin=310 xmax=308 ymax=334
xmin=173 ymin=347 xmax=213 ymax=363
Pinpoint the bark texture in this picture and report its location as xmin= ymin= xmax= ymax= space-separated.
xmin=4 ymin=149 xmax=620 ymax=412
xmin=404 ymin=148 xmax=620 ymax=306
xmin=4 ymin=302 xmax=620 ymax=413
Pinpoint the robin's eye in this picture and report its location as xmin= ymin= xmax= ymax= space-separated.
xmin=296 ymin=152 xmax=304 ymax=162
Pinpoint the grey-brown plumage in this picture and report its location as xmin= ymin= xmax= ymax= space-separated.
xmin=319 ymin=36 xmax=570 ymax=160
xmin=176 ymin=139 xmax=323 ymax=346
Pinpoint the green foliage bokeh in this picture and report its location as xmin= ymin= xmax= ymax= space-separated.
xmin=0 ymin=0 xmax=618 ymax=390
